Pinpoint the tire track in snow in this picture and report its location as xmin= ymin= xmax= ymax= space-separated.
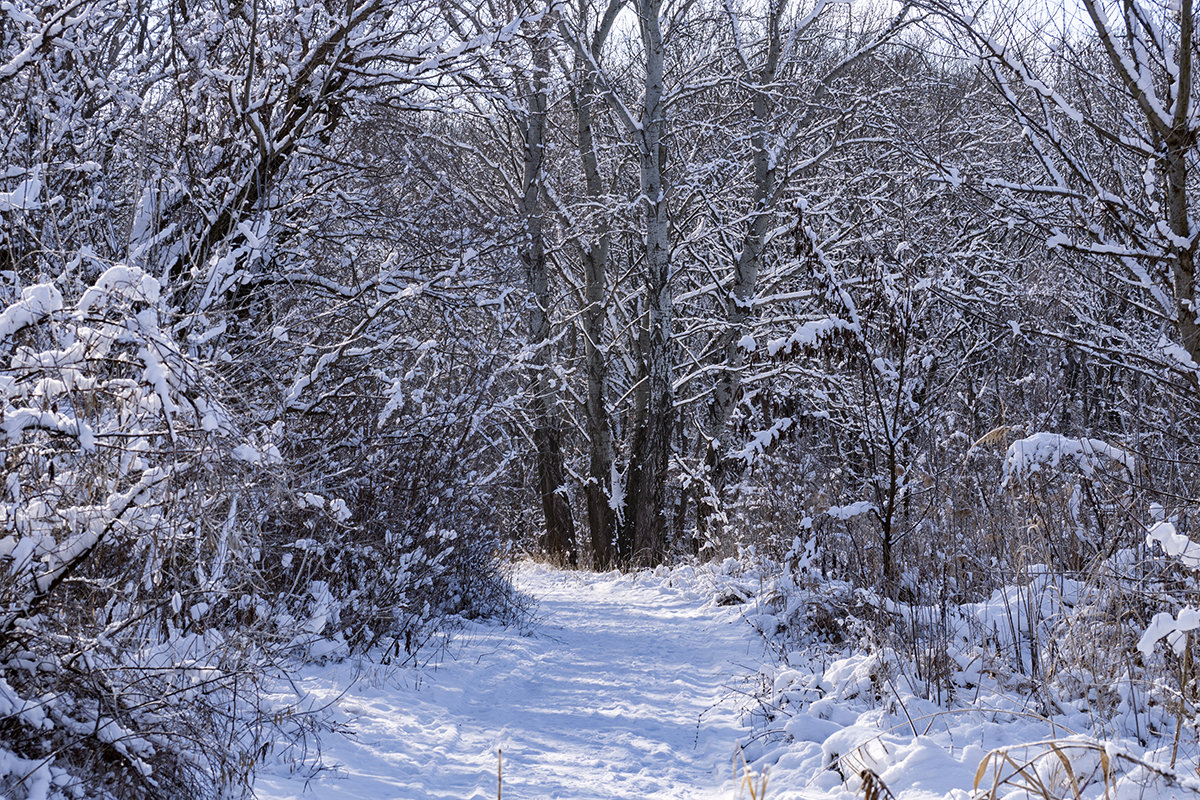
xmin=255 ymin=563 xmax=756 ymax=800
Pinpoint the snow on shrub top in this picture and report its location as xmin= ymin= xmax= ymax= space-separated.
xmin=1139 ymin=517 xmax=1200 ymax=657
xmin=765 ymin=317 xmax=857 ymax=357
xmin=1001 ymin=432 xmax=1134 ymax=485
xmin=1146 ymin=519 xmax=1200 ymax=569
xmin=0 ymin=170 xmax=42 ymax=213
xmin=0 ymin=283 xmax=63 ymax=341
xmin=77 ymin=264 xmax=161 ymax=314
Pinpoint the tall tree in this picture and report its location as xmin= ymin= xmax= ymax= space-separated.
xmin=561 ymin=0 xmax=624 ymax=568
xmin=520 ymin=6 xmax=579 ymax=565
xmin=558 ymin=0 xmax=675 ymax=565
xmin=921 ymin=0 xmax=1200 ymax=382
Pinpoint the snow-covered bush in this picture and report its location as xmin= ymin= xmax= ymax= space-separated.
xmin=0 ymin=268 xmax=288 ymax=799
xmin=256 ymin=297 xmax=523 ymax=661
xmin=1138 ymin=512 xmax=1200 ymax=658
xmin=1001 ymin=431 xmax=1138 ymax=572
xmin=730 ymin=542 xmax=1200 ymax=798
xmin=261 ymin=487 xmax=518 ymax=663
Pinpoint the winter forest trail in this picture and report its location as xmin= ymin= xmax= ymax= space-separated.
xmin=255 ymin=564 xmax=757 ymax=800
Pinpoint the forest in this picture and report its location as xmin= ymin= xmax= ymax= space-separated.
xmin=3 ymin=0 xmax=1200 ymax=794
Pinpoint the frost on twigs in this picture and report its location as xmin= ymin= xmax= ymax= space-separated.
xmin=0 ymin=267 xmax=285 ymax=800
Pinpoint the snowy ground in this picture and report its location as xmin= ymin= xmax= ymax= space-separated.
xmin=256 ymin=561 xmax=1200 ymax=800
xmin=254 ymin=563 xmax=758 ymax=800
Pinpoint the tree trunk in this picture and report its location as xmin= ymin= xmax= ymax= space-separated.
xmin=1165 ymin=0 xmax=1200 ymax=365
xmin=1084 ymin=0 xmax=1200 ymax=367
xmin=569 ymin=21 xmax=618 ymax=569
xmin=620 ymin=0 xmax=673 ymax=567
xmin=522 ymin=14 xmax=577 ymax=566
xmin=700 ymin=0 xmax=785 ymax=545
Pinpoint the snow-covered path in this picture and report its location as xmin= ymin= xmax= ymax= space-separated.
xmin=255 ymin=563 xmax=756 ymax=800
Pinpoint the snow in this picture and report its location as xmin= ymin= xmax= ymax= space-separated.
xmin=1141 ymin=520 xmax=1200 ymax=655
xmin=608 ymin=461 xmax=625 ymax=513
xmin=0 ymin=171 xmax=42 ymax=212
xmin=251 ymin=560 xmax=1197 ymax=800
xmin=766 ymin=318 xmax=857 ymax=357
xmin=231 ymin=443 xmax=262 ymax=463
xmin=737 ymin=417 xmax=794 ymax=462
xmin=0 ymin=283 xmax=63 ymax=340
xmin=1139 ymin=608 xmax=1200 ymax=656
xmin=825 ymin=501 xmax=875 ymax=520
xmin=1 ymin=408 xmax=94 ymax=451
xmin=1002 ymin=432 xmax=1135 ymax=484
xmin=1160 ymin=335 xmax=1200 ymax=371
xmin=329 ymin=498 xmax=352 ymax=521
xmin=77 ymin=265 xmax=161 ymax=315
xmin=255 ymin=564 xmax=754 ymax=800
xmin=1145 ymin=519 xmax=1200 ymax=568
xmin=745 ymin=602 xmax=1192 ymax=799
xmin=1045 ymin=231 xmax=1072 ymax=249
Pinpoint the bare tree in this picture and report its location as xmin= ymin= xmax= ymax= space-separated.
xmin=921 ymin=0 xmax=1200 ymax=381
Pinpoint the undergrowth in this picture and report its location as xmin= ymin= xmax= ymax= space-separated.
xmin=704 ymin=544 xmax=1200 ymax=799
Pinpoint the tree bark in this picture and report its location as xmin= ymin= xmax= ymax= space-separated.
xmin=620 ymin=0 xmax=673 ymax=567
xmin=522 ymin=12 xmax=577 ymax=566
xmin=700 ymin=0 xmax=786 ymax=546
xmin=561 ymin=0 xmax=624 ymax=569
xmin=574 ymin=69 xmax=617 ymax=569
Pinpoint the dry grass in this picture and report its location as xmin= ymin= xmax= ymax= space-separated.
xmin=973 ymin=740 xmax=1112 ymax=800
xmin=735 ymin=750 xmax=769 ymax=800
xmin=972 ymin=738 xmax=1200 ymax=800
xmin=859 ymin=769 xmax=896 ymax=800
